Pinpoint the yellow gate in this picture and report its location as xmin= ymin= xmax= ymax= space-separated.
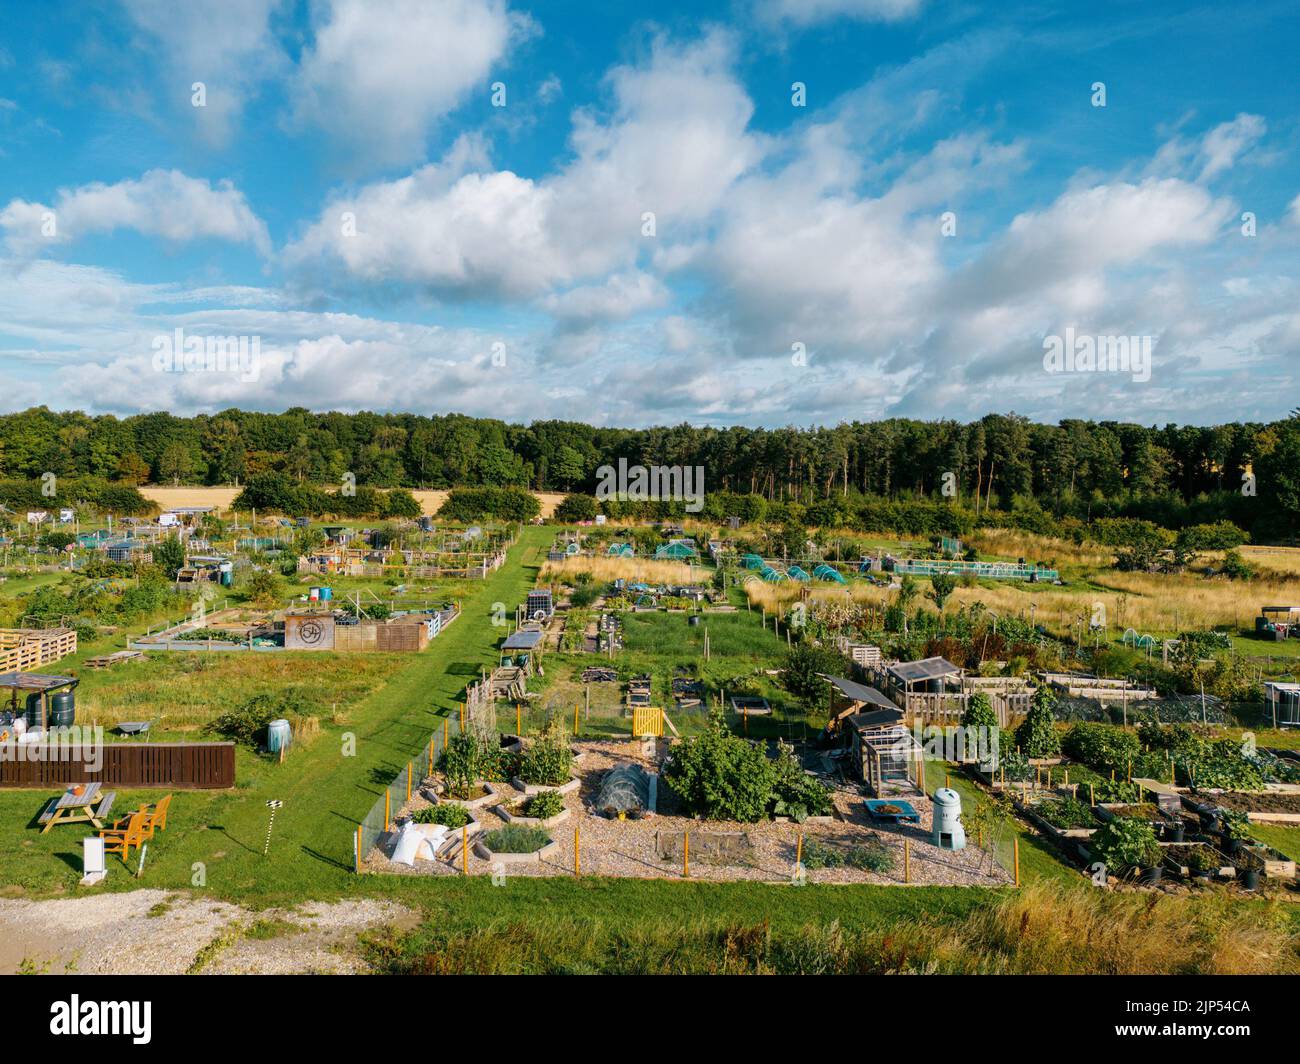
xmin=632 ymin=706 xmax=664 ymax=737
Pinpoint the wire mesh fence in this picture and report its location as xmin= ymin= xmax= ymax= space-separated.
xmin=355 ymin=713 xmax=466 ymax=871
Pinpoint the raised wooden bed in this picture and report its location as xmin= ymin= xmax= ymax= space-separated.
xmin=433 ymin=780 xmax=503 ymax=810
xmin=494 ymin=799 xmax=571 ymax=829
xmin=473 ymin=834 xmax=559 ymax=864
xmin=510 ymin=774 xmax=581 ymax=797
xmin=1161 ymin=842 xmax=1234 ymax=880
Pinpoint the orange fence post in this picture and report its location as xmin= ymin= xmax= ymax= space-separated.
xmin=384 ymin=790 xmax=390 ymax=832
xmin=796 ymin=832 xmax=803 ymax=869
xmin=574 ymin=703 xmax=580 ymax=737
xmin=683 ymin=832 xmax=690 ymax=878
xmin=517 ymin=703 xmax=522 ymax=735
xmin=444 ymin=718 xmax=449 ymax=746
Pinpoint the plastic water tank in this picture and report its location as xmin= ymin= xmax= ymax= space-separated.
xmin=266 ymin=719 xmax=292 ymax=754
xmin=48 ymin=690 xmax=76 ymax=728
xmin=932 ymin=787 xmax=966 ymax=851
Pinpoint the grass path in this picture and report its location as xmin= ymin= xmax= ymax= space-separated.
xmin=0 ymin=526 xmax=550 ymax=903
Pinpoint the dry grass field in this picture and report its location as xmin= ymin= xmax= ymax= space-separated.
xmin=741 ymin=531 xmax=1300 ymax=635
xmin=540 ymin=555 xmax=698 ymax=585
xmin=138 ymin=486 xmax=567 ymax=518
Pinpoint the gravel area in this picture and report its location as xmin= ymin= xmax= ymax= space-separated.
xmin=367 ymin=739 xmax=1010 ymax=887
xmin=0 ymin=889 xmax=415 ymax=975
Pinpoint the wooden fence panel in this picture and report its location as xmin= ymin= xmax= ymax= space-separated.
xmin=0 ymin=742 xmax=235 ymax=789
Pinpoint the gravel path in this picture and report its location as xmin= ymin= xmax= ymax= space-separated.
xmin=0 ymin=890 xmax=415 ymax=975
xmin=369 ymin=739 xmax=1010 ymax=888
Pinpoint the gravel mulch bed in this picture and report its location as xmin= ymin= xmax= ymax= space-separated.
xmin=367 ymin=739 xmax=1010 ymax=887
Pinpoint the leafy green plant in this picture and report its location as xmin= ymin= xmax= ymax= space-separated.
xmin=1014 ymin=686 xmax=1061 ymax=757
xmin=1185 ymin=846 xmax=1219 ymax=876
xmin=437 ymin=730 xmax=500 ymax=799
xmin=1089 ymin=817 xmax=1160 ymax=873
xmin=800 ymin=838 xmax=893 ymax=873
xmin=771 ymin=740 xmax=833 ymax=822
xmin=413 ymin=803 xmax=471 ymax=828
xmin=517 ymin=719 xmax=574 ymax=786
xmin=1035 ymin=796 xmax=1099 ymax=830
xmin=523 ymin=790 xmax=566 ymax=820
xmin=479 ymin=825 xmax=550 ymax=854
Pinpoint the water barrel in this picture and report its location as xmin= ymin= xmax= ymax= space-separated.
xmin=220 ymin=563 xmax=234 ymax=587
xmin=319 ymin=587 xmax=333 ymax=602
xmin=23 ymin=692 xmax=43 ymax=728
xmin=49 ymin=690 xmax=76 ymax=728
xmin=266 ymin=719 xmax=292 ymax=754
xmin=687 ymin=615 xmax=700 ymax=627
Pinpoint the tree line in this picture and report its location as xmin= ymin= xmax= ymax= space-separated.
xmin=2 ymin=406 xmax=1298 ymax=537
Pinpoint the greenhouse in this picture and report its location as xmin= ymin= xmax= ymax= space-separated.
xmin=655 ymin=542 xmax=698 ymax=560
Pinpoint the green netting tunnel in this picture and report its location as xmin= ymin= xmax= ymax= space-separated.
xmin=607 ymin=543 xmax=634 ymax=556
xmin=788 ymin=565 xmax=811 ymax=581
xmin=759 ymin=565 xmax=787 ymax=583
xmin=655 ymin=542 xmax=697 ymax=559
xmin=813 ymin=564 xmax=847 ymax=584
xmin=741 ymin=553 xmax=764 ymax=570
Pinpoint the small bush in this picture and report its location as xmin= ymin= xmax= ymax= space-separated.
xmin=524 ymin=790 xmax=565 ymax=820
xmin=518 ymin=720 xmax=574 ymax=786
xmin=1090 ymin=817 xmax=1160 ymax=873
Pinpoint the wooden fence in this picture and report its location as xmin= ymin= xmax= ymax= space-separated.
xmin=0 ymin=741 xmax=235 ymax=789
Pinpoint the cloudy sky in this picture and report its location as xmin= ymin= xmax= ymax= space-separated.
xmin=0 ymin=0 xmax=1297 ymax=427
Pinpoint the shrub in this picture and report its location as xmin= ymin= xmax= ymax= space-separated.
xmin=524 ymin=790 xmax=566 ymax=820
xmin=961 ymin=692 xmax=998 ymax=733
xmin=662 ymin=710 xmax=777 ymax=822
xmin=413 ymin=803 xmax=471 ymax=828
xmin=779 ymin=642 xmax=852 ymax=705
xmin=210 ymin=691 xmax=301 ymax=747
xmin=1035 ymin=796 xmax=1099 ymax=830
xmin=1090 ymin=817 xmax=1160 ymax=873
xmin=1062 ymin=722 xmax=1140 ymax=774
xmin=438 ymin=730 xmax=497 ymax=798
xmin=480 ymin=825 xmax=550 ymax=853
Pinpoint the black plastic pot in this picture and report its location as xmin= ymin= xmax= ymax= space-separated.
xmin=1166 ymin=822 xmax=1185 ymax=843
xmin=1138 ymin=865 xmax=1163 ymax=886
xmin=1227 ymin=837 xmax=1245 ymax=855
xmin=1241 ymin=868 xmax=1262 ymax=891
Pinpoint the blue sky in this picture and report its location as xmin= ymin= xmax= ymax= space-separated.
xmin=0 ymin=0 xmax=1298 ymax=426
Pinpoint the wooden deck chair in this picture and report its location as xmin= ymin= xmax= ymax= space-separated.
xmin=137 ymin=793 xmax=172 ymax=839
xmin=98 ymin=811 xmax=147 ymax=860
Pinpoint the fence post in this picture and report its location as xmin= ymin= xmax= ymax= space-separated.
xmin=574 ymin=824 xmax=581 ymax=876
xmin=355 ymin=825 xmax=362 ymax=873
xmin=573 ymin=703 xmax=580 ymax=737
xmin=407 ymin=763 xmax=412 ymax=803
xmin=683 ymin=832 xmax=690 ymax=878
xmin=384 ymin=790 xmax=390 ymax=831
xmin=1014 ymin=837 xmax=1020 ymax=887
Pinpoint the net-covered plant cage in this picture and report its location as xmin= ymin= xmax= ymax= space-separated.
xmin=813 ymin=564 xmax=847 ymax=584
xmin=788 ymin=565 xmax=811 ymax=582
xmin=759 ymin=565 xmax=787 ymax=583
xmin=596 ymin=763 xmax=653 ymax=818
xmin=741 ymin=553 xmax=765 ymax=570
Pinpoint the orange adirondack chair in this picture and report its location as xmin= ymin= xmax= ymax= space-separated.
xmin=98 ymin=811 xmax=147 ymax=859
xmin=137 ymin=794 xmax=172 ymax=839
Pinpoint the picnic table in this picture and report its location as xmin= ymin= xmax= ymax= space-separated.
xmin=37 ymin=784 xmax=116 ymax=834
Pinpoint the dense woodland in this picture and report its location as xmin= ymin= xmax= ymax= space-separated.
xmin=1 ymin=407 xmax=1299 ymax=537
